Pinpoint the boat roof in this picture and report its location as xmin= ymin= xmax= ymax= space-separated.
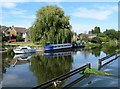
xmin=46 ymin=43 xmax=71 ymax=46
xmin=16 ymin=46 xmax=32 ymax=49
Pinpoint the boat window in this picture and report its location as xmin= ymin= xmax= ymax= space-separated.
xmin=53 ymin=46 xmax=56 ymax=48
xmin=21 ymin=48 xmax=27 ymax=49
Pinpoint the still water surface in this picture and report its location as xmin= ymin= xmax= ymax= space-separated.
xmin=2 ymin=48 xmax=119 ymax=88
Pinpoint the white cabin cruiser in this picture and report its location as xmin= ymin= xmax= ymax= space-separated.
xmin=13 ymin=46 xmax=36 ymax=54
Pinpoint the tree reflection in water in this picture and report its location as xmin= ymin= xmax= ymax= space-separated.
xmin=30 ymin=54 xmax=73 ymax=87
xmin=90 ymin=46 xmax=102 ymax=57
xmin=87 ymin=45 xmax=120 ymax=57
xmin=102 ymin=45 xmax=119 ymax=55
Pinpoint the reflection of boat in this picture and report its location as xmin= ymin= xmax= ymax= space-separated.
xmin=44 ymin=43 xmax=72 ymax=52
xmin=13 ymin=46 xmax=36 ymax=54
xmin=13 ymin=53 xmax=35 ymax=60
xmin=44 ymin=51 xmax=73 ymax=57
xmin=12 ymin=54 xmax=35 ymax=67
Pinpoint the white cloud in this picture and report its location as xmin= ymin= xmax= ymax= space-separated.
xmin=1 ymin=0 xmax=63 ymax=2
xmin=0 ymin=8 xmax=2 ymax=14
xmin=2 ymin=2 xmax=16 ymax=8
xmin=2 ymin=7 xmax=34 ymax=18
xmin=71 ymin=23 xmax=95 ymax=34
xmin=72 ymin=5 xmax=117 ymax=20
xmin=35 ymin=0 xmax=63 ymax=2
xmin=1 ymin=20 xmax=34 ymax=28
xmin=1 ymin=0 xmax=31 ymax=2
xmin=20 ymin=15 xmax=36 ymax=19
xmin=97 ymin=5 xmax=118 ymax=11
xmin=9 ymin=8 xmax=28 ymax=15
xmin=71 ymin=22 xmax=118 ymax=34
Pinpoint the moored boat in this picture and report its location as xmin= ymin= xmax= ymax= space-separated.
xmin=13 ymin=46 xmax=36 ymax=54
xmin=44 ymin=43 xmax=72 ymax=52
xmin=72 ymin=42 xmax=85 ymax=48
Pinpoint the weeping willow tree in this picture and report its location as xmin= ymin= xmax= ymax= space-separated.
xmin=29 ymin=5 xmax=73 ymax=45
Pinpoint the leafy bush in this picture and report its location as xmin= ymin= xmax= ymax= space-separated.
xmin=91 ymin=37 xmax=102 ymax=44
xmin=16 ymin=35 xmax=24 ymax=42
xmin=80 ymin=68 xmax=112 ymax=76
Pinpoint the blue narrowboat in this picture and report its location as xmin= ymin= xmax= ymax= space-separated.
xmin=44 ymin=43 xmax=72 ymax=52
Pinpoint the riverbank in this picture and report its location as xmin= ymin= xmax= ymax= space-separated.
xmin=4 ymin=42 xmax=42 ymax=47
xmin=2 ymin=42 xmax=44 ymax=53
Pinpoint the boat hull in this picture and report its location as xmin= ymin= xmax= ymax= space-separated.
xmin=44 ymin=47 xmax=73 ymax=52
xmin=13 ymin=49 xmax=36 ymax=54
xmin=44 ymin=43 xmax=72 ymax=52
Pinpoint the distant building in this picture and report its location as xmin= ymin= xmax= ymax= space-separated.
xmin=1 ymin=25 xmax=28 ymax=42
xmin=72 ymin=32 xmax=77 ymax=41
xmin=87 ymin=34 xmax=96 ymax=39
xmin=80 ymin=34 xmax=96 ymax=40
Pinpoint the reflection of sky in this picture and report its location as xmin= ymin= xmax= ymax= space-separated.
xmin=70 ymin=55 xmax=119 ymax=87
xmin=3 ymin=63 xmax=37 ymax=87
xmin=67 ymin=51 xmax=119 ymax=87
xmin=73 ymin=74 xmax=118 ymax=87
xmin=72 ymin=51 xmax=106 ymax=70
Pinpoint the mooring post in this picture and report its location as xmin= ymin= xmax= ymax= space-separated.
xmin=115 ymin=53 xmax=117 ymax=58
xmin=98 ymin=59 xmax=102 ymax=66
xmin=87 ymin=63 xmax=91 ymax=69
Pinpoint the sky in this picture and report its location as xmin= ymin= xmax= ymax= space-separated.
xmin=0 ymin=0 xmax=119 ymax=34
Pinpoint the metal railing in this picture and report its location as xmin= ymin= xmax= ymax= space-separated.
xmin=98 ymin=53 xmax=120 ymax=70
xmin=32 ymin=63 xmax=91 ymax=89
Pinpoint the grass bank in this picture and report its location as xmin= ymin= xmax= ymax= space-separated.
xmin=4 ymin=42 xmax=42 ymax=47
xmin=85 ymin=42 xmax=101 ymax=50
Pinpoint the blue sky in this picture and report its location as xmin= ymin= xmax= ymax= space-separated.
xmin=0 ymin=1 xmax=119 ymax=34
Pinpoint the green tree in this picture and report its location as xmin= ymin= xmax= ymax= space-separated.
xmin=16 ymin=35 xmax=24 ymax=42
xmin=29 ymin=5 xmax=72 ymax=45
xmin=103 ymin=29 xmax=117 ymax=40
xmin=91 ymin=37 xmax=102 ymax=44
xmin=98 ymin=33 xmax=109 ymax=42
xmin=89 ymin=26 xmax=101 ymax=35
xmin=116 ymin=30 xmax=120 ymax=40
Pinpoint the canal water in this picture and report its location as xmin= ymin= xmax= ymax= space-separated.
xmin=2 ymin=48 xmax=120 ymax=88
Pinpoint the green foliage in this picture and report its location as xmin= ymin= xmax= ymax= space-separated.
xmin=89 ymin=26 xmax=101 ymax=34
xmin=91 ymin=37 xmax=102 ymax=44
xmin=7 ymin=48 xmax=14 ymax=55
xmin=80 ymin=68 xmax=112 ymax=76
xmin=29 ymin=5 xmax=72 ymax=45
xmin=98 ymin=33 xmax=106 ymax=37
xmin=2 ymin=36 xmax=10 ymax=42
xmin=101 ymin=41 xmax=119 ymax=54
xmin=116 ymin=49 xmax=120 ymax=53
xmin=104 ymin=29 xmax=118 ymax=40
xmin=16 ymin=35 xmax=24 ymax=42
xmin=85 ymin=42 xmax=101 ymax=50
